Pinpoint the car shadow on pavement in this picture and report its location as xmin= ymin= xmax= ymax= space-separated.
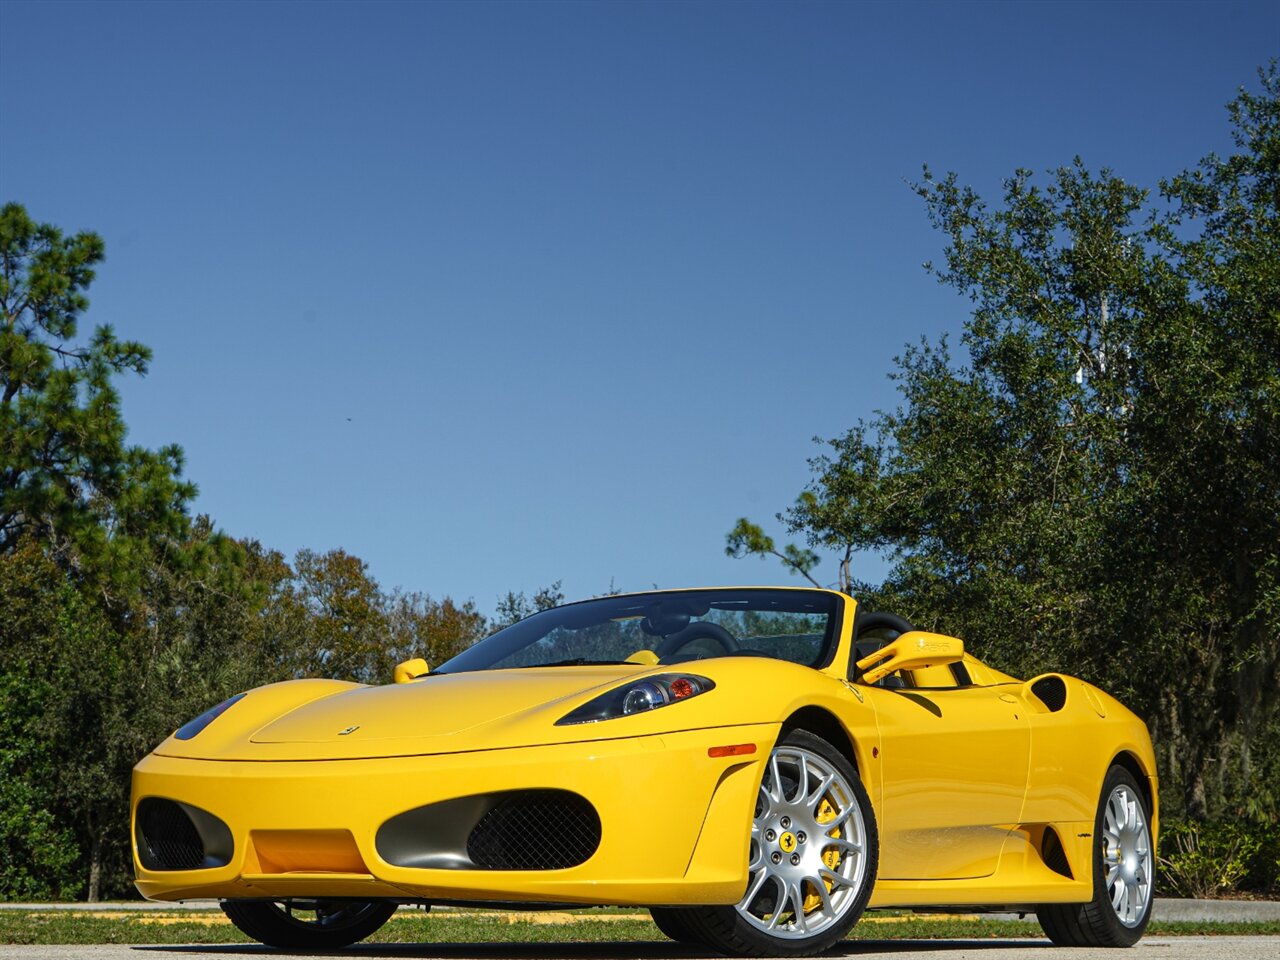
xmin=135 ymin=938 xmax=1052 ymax=958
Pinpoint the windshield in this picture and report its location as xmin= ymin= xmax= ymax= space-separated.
xmin=435 ymin=588 xmax=842 ymax=674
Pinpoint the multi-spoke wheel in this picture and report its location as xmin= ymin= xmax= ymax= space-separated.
xmin=221 ymin=899 xmax=396 ymax=948
xmin=655 ymin=729 xmax=877 ymax=956
xmin=1037 ymin=764 xmax=1154 ymax=947
xmin=1101 ymin=778 xmax=1154 ymax=926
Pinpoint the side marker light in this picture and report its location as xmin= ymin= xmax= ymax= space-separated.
xmin=708 ymin=743 xmax=757 ymax=758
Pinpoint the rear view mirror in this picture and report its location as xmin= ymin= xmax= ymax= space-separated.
xmin=394 ymin=658 xmax=431 ymax=683
xmin=855 ymin=631 xmax=964 ymax=685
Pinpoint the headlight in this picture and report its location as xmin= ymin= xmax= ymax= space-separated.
xmin=556 ymin=674 xmax=713 ymax=725
xmin=174 ymin=693 xmax=246 ymax=740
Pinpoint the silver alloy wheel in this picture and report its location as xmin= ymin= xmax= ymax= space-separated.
xmin=736 ymin=744 xmax=867 ymax=940
xmin=1101 ymin=784 xmax=1152 ymax=927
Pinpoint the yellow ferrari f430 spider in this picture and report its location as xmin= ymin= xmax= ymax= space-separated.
xmin=132 ymin=587 xmax=1157 ymax=955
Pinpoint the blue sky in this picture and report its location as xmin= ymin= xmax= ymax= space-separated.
xmin=1 ymin=0 xmax=1275 ymax=612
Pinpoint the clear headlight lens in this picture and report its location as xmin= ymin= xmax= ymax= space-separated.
xmin=174 ymin=693 xmax=246 ymax=740
xmin=556 ymin=674 xmax=713 ymax=725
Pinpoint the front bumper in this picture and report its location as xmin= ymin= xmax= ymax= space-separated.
xmin=132 ymin=724 xmax=775 ymax=906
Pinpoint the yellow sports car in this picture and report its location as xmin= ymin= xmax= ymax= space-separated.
xmin=132 ymin=587 xmax=1158 ymax=955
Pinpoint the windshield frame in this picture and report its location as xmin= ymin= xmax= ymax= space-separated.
xmin=434 ymin=587 xmax=846 ymax=675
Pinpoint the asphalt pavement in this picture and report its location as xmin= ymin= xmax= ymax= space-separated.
xmin=0 ymin=937 xmax=1277 ymax=959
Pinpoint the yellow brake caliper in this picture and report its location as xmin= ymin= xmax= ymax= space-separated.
xmin=802 ymin=796 xmax=842 ymax=914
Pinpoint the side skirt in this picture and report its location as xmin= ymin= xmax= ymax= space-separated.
xmin=869 ymin=822 xmax=1093 ymax=908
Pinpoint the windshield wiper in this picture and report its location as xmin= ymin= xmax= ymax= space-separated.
xmin=528 ymin=658 xmax=631 ymax=668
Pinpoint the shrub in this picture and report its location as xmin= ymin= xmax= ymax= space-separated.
xmin=1158 ymin=819 xmax=1270 ymax=898
xmin=1239 ymin=821 xmax=1280 ymax=895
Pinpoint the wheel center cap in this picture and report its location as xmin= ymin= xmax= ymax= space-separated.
xmin=778 ymin=831 xmax=797 ymax=853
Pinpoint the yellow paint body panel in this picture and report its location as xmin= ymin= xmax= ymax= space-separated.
xmin=132 ymin=587 xmax=1158 ymax=915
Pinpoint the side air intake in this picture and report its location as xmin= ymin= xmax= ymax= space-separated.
xmin=1041 ymin=826 xmax=1073 ymax=878
xmin=1030 ymin=675 xmax=1068 ymax=712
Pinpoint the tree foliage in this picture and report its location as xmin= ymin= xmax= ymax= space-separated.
xmin=0 ymin=542 xmax=82 ymax=900
xmin=0 ymin=203 xmax=195 ymax=599
xmin=492 ymin=580 xmax=565 ymax=630
xmin=731 ymin=65 xmax=1280 ymax=820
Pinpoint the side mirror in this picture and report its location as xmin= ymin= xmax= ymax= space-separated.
xmin=394 ymin=657 xmax=431 ymax=684
xmin=855 ymin=631 xmax=964 ymax=685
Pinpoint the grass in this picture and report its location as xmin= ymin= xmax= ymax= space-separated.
xmin=0 ymin=907 xmax=1277 ymax=946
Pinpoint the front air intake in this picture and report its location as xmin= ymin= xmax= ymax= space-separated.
xmin=466 ymin=790 xmax=601 ymax=870
xmin=135 ymin=798 xmax=233 ymax=871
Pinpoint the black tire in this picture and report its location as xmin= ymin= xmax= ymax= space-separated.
xmin=670 ymin=729 xmax=877 ymax=957
xmin=1037 ymin=764 xmax=1154 ymax=947
xmin=650 ymin=906 xmax=708 ymax=946
xmin=221 ymin=899 xmax=397 ymax=949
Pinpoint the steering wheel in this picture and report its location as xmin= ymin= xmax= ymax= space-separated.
xmin=852 ymin=610 xmax=917 ymax=686
xmin=656 ymin=622 xmax=741 ymax=659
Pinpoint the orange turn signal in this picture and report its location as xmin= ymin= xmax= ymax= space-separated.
xmin=708 ymin=743 xmax=758 ymax=758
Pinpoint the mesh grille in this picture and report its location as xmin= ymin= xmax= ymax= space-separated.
xmin=467 ymin=790 xmax=601 ymax=870
xmin=1031 ymin=675 xmax=1068 ymax=712
xmin=137 ymin=798 xmax=205 ymax=870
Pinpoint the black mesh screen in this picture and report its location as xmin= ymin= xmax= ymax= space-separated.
xmin=467 ymin=790 xmax=601 ymax=870
xmin=1031 ymin=675 xmax=1068 ymax=712
xmin=136 ymin=798 xmax=205 ymax=870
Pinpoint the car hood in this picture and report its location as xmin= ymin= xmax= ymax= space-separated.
xmin=153 ymin=666 xmax=652 ymax=761
xmin=252 ymin=670 xmax=612 ymax=742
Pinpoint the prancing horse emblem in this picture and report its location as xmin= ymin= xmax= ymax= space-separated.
xmin=338 ymin=725 xmax=360 ymax=736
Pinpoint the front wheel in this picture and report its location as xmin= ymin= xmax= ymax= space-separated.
xmin=1037 ymin=764 xmax=1154 ymax=947
xmin=649 ymin=906 xmax=707 ymax=946
xmin=664 ymin=729 xmax=877 ymax=956
xmin=222 ymin=899 xmax=396 ymax=948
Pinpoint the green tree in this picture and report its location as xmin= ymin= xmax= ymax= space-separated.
xmin=725 ymin=519 xmax=824 ymax=587
xmin=0 ymin=204 xmax=259 ymax=899
xmin=0 ymin=203 xmax=195 ymax=599
xmin=0 ymin=542 xmax=82 ymax=900
xmin=730 ymin=65 xmax=1280 ymax=820
xmin=492 ymin=580 xmax=565 ymax=629
xmin=267 ymin=548 xmax=393 ymax=683
xmin=386 ymin=591 xmax=488 ymax=667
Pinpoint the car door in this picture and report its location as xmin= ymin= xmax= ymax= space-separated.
xmin=865 ymin=676 xmax=1030 ymax=880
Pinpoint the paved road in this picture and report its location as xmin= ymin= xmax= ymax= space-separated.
xmin=1 ymin=939 xmax=1276 ymax=959
xmin=6 ymin=899 xmax=1277 ymax=922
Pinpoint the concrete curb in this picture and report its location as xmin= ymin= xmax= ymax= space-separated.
xmin=945 ymin=899 xmax=1280 ymax=924
xmin=1152 ymin=898 xmax=1280 ymax=922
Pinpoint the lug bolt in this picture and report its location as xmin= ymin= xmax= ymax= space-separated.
xmin=790 ymin=853 xmax=801 ymax=865
xmin=797 ymin=832 xmax=807 ymax=844
xmin=765 ymin=829 xmax=776 ymax=842
xmin=780 ymin=816 xmax=792 ymax=829
xmin=771 ymin=852 xmax=782 ymax=864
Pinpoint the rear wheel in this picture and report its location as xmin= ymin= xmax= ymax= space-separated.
xmin=221 ymin=899 xmax=396 ymax=948
xmin=670 ymin=729 xmax=877 ymax=956
xmin=1037 ymin=764 xmax=1154 ymax=947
